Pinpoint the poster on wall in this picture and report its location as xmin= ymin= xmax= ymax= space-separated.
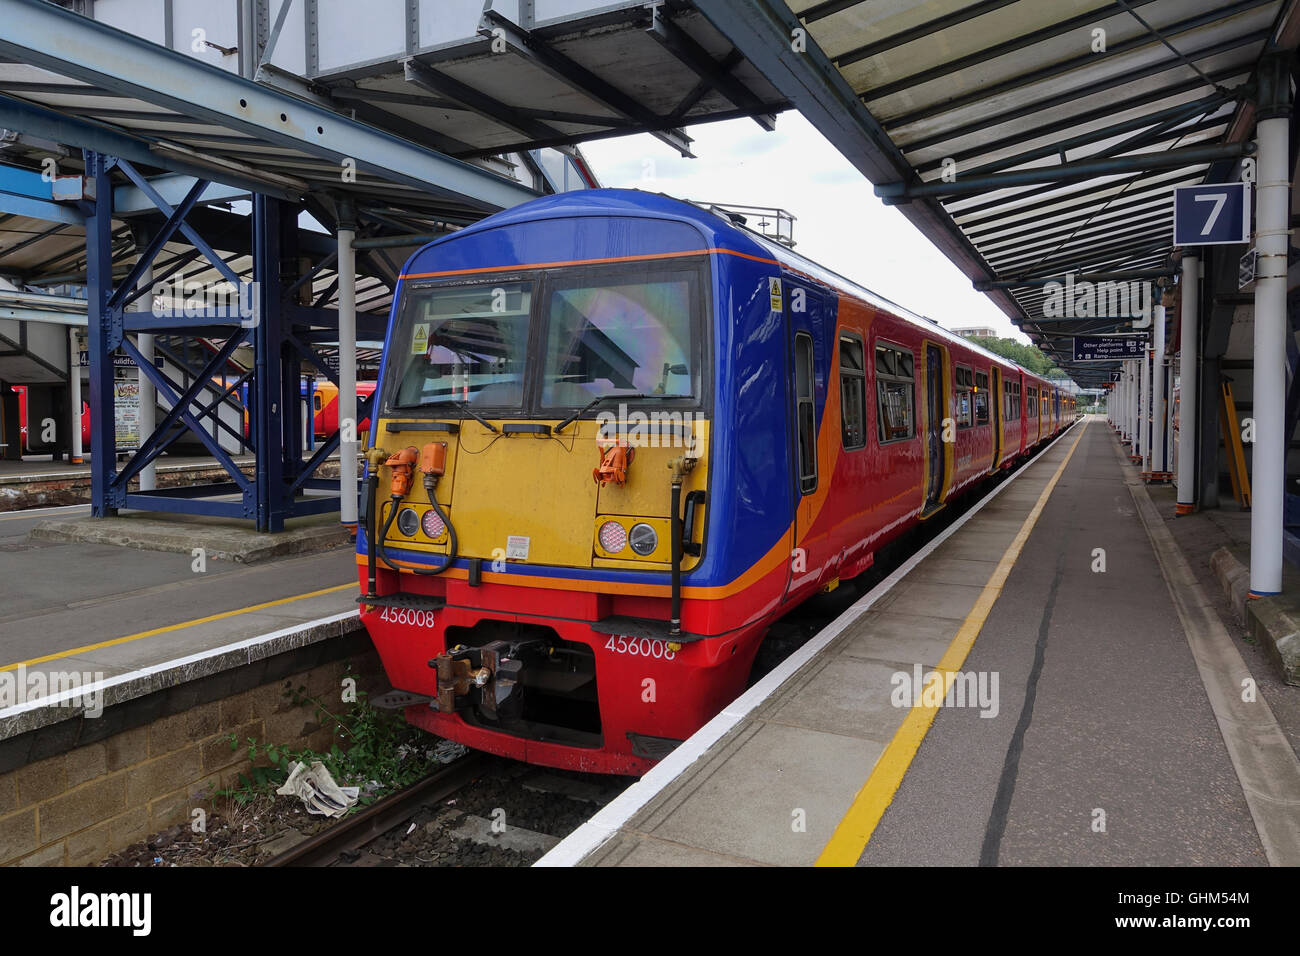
xmin=114 ymin=381 xmax=141 ymax=451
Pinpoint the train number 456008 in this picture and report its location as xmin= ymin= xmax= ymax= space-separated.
xmin=378 ymin=606 xmax=436 ymax=627
xmin=604 ymin=635 xmax=676 ymax=660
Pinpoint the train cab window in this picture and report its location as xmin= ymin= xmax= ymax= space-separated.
xmin=974 ymin=371 xmax=989 ymax=425
xmin=954 ymin=365 xmax=973 ymax=429
xmin=875 ymin=342 xmax=915 ymax=444
xmin=390 ymin=280 xmax=533 ymax=409
xmin=795 ymin=332 xmax=817 ymax=493
xmin=540 ymin=266 xmax=699 ymax=408
xmin=839 ymin=333 xmax=867 ymax=450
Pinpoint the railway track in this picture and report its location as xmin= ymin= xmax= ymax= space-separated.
xmin=260 ymin=752 xmax=627 ymax=867
xmin=263 ymin=753 xmax=488 ymax=867
xmin=266 ymin=466 xmax=1022 ymax=868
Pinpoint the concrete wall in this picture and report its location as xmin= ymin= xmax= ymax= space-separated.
xmin=0 ymin=638 xmax=384 ymax=866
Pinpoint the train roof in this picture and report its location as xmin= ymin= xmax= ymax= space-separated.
xmin=412 ymin=188 xmax=1057 ymax=386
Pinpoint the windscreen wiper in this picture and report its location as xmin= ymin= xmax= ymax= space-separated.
xmin=554 ymin=392 xmax=692 ymax=433
xmin=395 ymin=398 xmax=500 ymax=433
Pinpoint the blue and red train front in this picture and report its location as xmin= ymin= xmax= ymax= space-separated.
xmin=356 ymin=191 xmax=798 ymax=775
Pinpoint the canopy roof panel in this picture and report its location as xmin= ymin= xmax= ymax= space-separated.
xmin=699 ymin=0 xmax=1295 ymax=386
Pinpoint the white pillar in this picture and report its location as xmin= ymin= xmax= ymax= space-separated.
xmin=1177 ymin=256 xmax=1199 ymax=514
xmin=337 ymin=216 xmax=358 ymax=527
xmin=1152 ymin=302 xmax=1166 ymax=472
xmin=1126 ymin=363 xmax=1135 ymax=442
xmin=1125 ymin=363 xmax=1133 ymax=441
xmin=135 ymin=264 xmax=156 ymax=490
xmin=1139 ymin=343 xmax=1151 ymax=465
xmin=69 ymin=326 xmax=83 ymax=464
xmin=1251 ymin=114 xmax=1289 ymax=596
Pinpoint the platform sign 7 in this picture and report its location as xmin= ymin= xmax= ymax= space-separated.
xmin=1173 ymin=183 xmax=1250 ymax=246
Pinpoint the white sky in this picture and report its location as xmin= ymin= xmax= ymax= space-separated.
xmin=579 ymin=112 xmax=1031 ymax=344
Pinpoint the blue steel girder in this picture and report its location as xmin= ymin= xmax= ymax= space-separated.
xmin=121 ymin=337 xmax=255 ymax=496
xmin=0 ymin=162 xmax=84 ymax=224
xmin=81 ymin=146 xmax=344 ymax=530
xmin=290 ymin=389 xmax=376 ymax=496
xmin=83 ymin=150 xmax=118 ymax=515
xmin=0 ymin=0 xmax=539 ymax=213
xmin=106 ymin=174 xmax=209 ymax=314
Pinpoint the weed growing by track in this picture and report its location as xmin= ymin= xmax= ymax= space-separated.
xmin=218 ymin=671 xmax=445 ymax=808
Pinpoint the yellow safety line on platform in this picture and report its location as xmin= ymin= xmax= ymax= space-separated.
xmin=0 ymin=582 xmax=356 ymax=673
xmin=815 ymin=422 xmax=1088 ymax=867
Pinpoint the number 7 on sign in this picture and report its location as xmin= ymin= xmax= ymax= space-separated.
xmin=1195 ymin=192 xmax=1227 ymax=236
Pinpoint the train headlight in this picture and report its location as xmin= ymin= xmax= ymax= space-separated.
xmin=397 ymin=507 xmax=419 ymax=536
xmin=421 ymin=509 xmax=445 ymax=539
xmin=598 ymin=520 xmax=627 ymax=554
xmin=628 ymin=522 xmax=658 ymax=556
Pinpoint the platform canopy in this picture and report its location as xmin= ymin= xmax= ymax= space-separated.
xmin=0 ymin=1 xmax=787 ymax=222
xmin=694 ymin=0 xmax=1297 ymax=387
xmin=0 ymin=0 xmax=792 ymax=316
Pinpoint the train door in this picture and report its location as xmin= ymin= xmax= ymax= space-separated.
xmin=990 ymin=366 xmax=1003 ymax=470
xmin=923 ymin=344 xmax=945 ymax=513
xmin=783 ymin=277 xmax=830 ymax=600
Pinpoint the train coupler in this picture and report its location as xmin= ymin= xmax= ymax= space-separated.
xmin=429 ymin=640 xmax=530 ymax=721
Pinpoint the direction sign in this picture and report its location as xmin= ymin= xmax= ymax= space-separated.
xmin=1072 ymin=335 xmax=1147 ymax=362
xmin=1173 ymin=182 xmax=1250 ymax=246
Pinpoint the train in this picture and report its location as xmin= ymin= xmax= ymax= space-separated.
xmin=356 ymin=189 xmax=1078 ymax=775
xmin=7 ymin=385 xmax=90 ymax=454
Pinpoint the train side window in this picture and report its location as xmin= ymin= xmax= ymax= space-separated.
xmin=974 ymin=371 xmax=989 ymax=425
xmin=954 ymin=365 xmax=973 ymax=429
xmin=1013 ymin=381 xmax=1022 ymax=420
xmin=839 ymin=333 xmax=867 ymax=450
xmin=795 ymin=332 xmax=817 ymax=494
xmin=875 ymin=342 xmax=914 ymax=444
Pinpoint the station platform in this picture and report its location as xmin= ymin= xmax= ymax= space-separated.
xmin=0 ymin=504 xmax=359 ymax=741
xmin=0 ymin=455 xmax=258 ymax=512
xmin=541 ymin=418 xmax=1300 ymax=867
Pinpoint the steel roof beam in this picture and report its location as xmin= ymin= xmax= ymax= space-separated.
xmin=958 ymin=95 xmax=1236 ymax=180
xmin=954 ymin=167 xmax=1204 ymax=229
xmin=403 ymin=59 xmax=561 ymax=145
xmin=670 ymin=48 xmax=745 ymax=120
xmin=798 ymin=0 xmax=870 ymax=24
xmin=479 ymin=9 xmax=696 ymax=157
xmin=898 ymin=33 xmax=1263 ymax=152
xmin=984 ymin=205 xmax=1174 ymax=252
xmin=646 ymin=6 xmax=777 ymax=131
xmin=0 ymin=0 xmax=538 ymax=212
xmin=859 ymin=0 xmax=1164 ymax=97
xmin=832 ymin=0 xmax=1022 ymax=65
xmin=885 ymin=8 xmax=1270 ymax=131
xmin=982 ymin=211 xmax=1174 ymax=263
xmin=914 ymin=71 xmax=1248 ymax=173
xmin=1020 ymin=238 xmax=1174 ymax=278
xmin=326 ymin=84 xmax=641 ymax=130
xmin=878 ymin=142 xmax=1252 ymax=202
